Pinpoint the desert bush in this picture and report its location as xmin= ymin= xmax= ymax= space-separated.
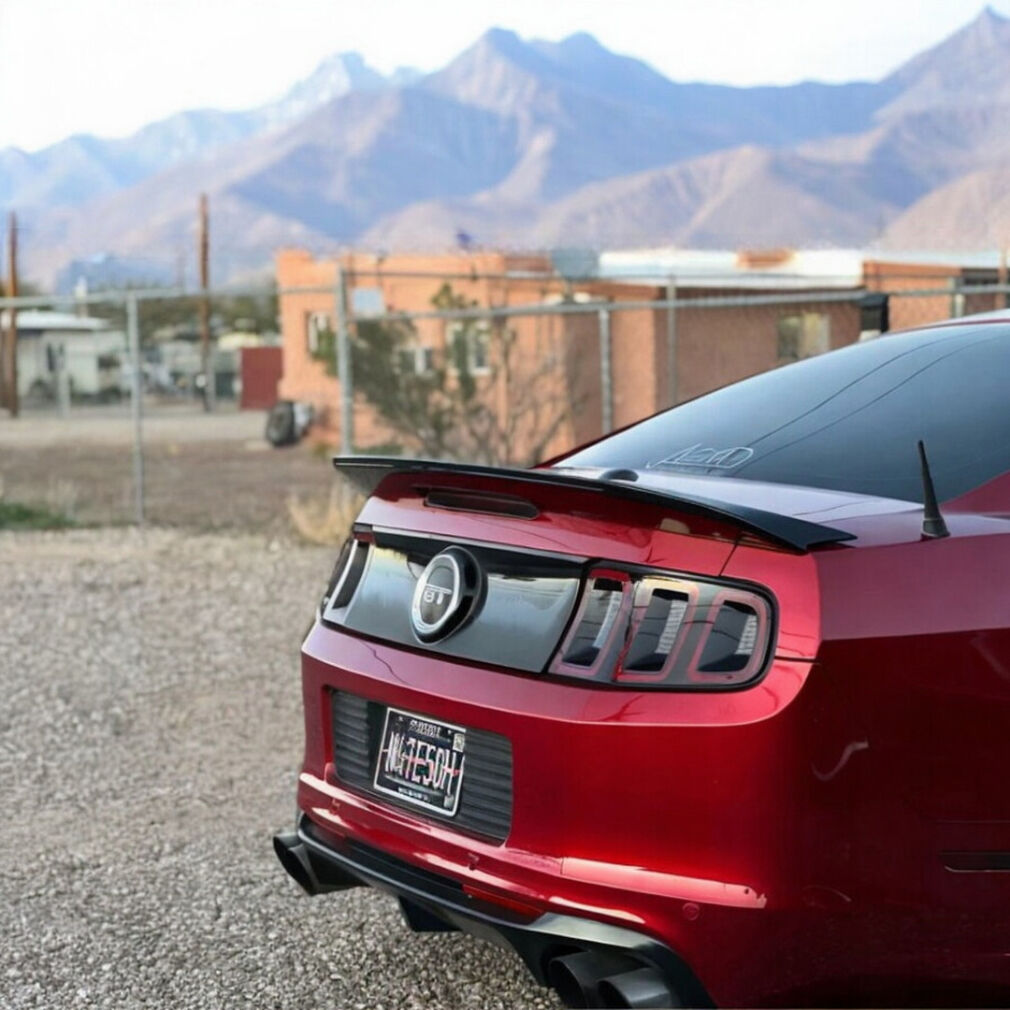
xmin=0 ymin=501 xmax=74 ymax=530
xmin=286 ymin=483 xmax=363 ymax=545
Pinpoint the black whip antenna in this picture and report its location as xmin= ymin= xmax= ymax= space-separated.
xmin=918 ymin=440 xmax=949 ymax=540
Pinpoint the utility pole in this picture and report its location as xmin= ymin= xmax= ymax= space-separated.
xmin=3 ymin=212 xmax=19 ymax=417
xmin=198 ymin=193 xmax=214 ymax=411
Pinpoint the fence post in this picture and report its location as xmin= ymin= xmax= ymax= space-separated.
xmin=950 ymin=277 xmax=964 ymax=319
xmin=3 ymin=211 xmax=19 ymax=417
xmin=127 ymin=293 xmax=145 ymax=526
xmin=666 ymin=278 xmax=677 ymax=408
xmin=598 ymin=306 xmax=612 ymax=435
xmin=56 ymin=345 xmax=71 ymax=416
xmin=335 ymin=264 xmax=354 ymax=456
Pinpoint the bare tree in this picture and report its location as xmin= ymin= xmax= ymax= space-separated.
xmin=451 ymin=312 xmax=579 ymax=466
xmin=313 ymin=283 xmax=579 ymax=466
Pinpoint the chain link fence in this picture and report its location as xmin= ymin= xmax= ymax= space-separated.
xmin=1 ymin=274 xmax=1007 ymax=535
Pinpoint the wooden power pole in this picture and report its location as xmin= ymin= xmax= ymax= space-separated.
xmin=198 ymin=193 xmax=213 ymax=411
xmin=3 ymin=212 xmax=19 ymax=417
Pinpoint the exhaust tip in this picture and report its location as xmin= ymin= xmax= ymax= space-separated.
xmin=273 ymin=829 xmax=362 ymax=895
xmin=272 ymin=832 xmax=318 ymax=894
xmin=546 ymin=950 xmax=641 ymax=1008
xmin=548 ymin=952 xmax=597 ymax=1008
xmin=598 ymin=966 xmax=679 ymax=1009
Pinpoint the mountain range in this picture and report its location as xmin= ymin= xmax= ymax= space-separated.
xmin=5 ymin=7 xmax=1010 ymax=288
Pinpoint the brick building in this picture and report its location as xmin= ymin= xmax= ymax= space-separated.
xmin=276 ymin=248 xmax=995 ymax=464
xmin=863 ymin=259 xmax=1003 ymax=331
xmin=277 ymin=249 xmax=588 ymax=459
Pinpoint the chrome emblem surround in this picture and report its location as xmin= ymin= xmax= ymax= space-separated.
xmin=410 ymin=547 xmax=482 ymax=643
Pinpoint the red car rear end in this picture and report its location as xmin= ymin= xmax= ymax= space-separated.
xmin=275 ymin=317 xmax=1010 ymax=1007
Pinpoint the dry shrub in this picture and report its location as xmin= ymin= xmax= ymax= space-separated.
xmin=286 ymin=483 xmax=363 ymax=545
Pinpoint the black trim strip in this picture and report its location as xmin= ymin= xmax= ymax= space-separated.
xmin=330 ymin=690 xmax=513 ymax=843
xmin=333 ymin=456 xmax=855 ymax=552
xmin=943 ymin=851 xmax=1010 ymax=872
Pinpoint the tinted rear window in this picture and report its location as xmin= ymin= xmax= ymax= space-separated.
xmin=558 ymin=322 xmax=1010 ymax=503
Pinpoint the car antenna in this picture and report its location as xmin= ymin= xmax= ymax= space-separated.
xmin=917 ymin=440 xmax=949 ymax=539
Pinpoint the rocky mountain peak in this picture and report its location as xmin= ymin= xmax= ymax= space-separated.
xmin=879 ymin=4 xmax=1010 ymax=116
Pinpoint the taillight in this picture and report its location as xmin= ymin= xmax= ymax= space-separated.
xmin=319 ymin=536 xmax=369 ymax=621
xmin=552 ymin=570 xmax=632 ymax=677
xmin=549 ymin=567 xmax=772 ymax=689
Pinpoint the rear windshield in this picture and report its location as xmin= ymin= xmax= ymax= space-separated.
xmin=558 ymin=322 xmax=1010 ymax=503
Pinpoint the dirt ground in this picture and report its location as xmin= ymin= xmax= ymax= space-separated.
xmin=0 ymin=403 xmax=338 ymax=534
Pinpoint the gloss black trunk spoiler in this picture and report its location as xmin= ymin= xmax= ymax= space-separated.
xmin=333 ymin=456 xmax=855 ymax=553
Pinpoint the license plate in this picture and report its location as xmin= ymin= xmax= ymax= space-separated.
xmin=373 ymin=707 xmax=466 ymax=816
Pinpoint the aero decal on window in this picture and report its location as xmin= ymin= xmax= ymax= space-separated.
xmin=649 ymin=444 xmax=754 ymax=471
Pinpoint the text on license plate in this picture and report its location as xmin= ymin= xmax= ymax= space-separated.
xmin=373 ymin=707 xmax=466 ymax=816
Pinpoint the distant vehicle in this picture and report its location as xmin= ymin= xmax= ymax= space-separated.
xmin=265 ymin=400 xmax=314 ymax=446
xmin=276 ymin=312 xmax=1010 ymax=1007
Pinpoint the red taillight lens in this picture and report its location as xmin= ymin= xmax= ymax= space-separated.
xmin=689 ymin=589 xmax=770 ymax=685
xmin=616 ymin=576 xmax=699 ymax=684
xmin=550 ymin=569 xmax=633 ymax=680
xmin=550 ymin=568 xmax=773 ymax=689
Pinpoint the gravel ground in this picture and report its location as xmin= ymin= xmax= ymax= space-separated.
xmin=0 ymin=529 xmax=557 ymax=1009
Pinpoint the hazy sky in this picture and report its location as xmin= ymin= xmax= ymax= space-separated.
xmin=0 ymin=0 xmax=1003 ymax=151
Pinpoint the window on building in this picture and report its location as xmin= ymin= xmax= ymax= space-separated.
xmin=351 ymin=287 xmax=386 ymax=318
xmin=306 ymin=312 xmax=332 ymax=355
xmin=448 ymin=322 xmax=491 ymax=375
xmin=398 ymin=345 xmax=435 ymax=375
xmin=777 ymin=312 xmax=831 ymax=364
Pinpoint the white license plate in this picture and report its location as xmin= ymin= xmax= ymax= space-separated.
xmin=373 ymin=707 xmax=466 ymax=816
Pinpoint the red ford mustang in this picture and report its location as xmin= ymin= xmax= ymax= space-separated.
xmin=275 ymin=314 xmax=1010 ymax=1008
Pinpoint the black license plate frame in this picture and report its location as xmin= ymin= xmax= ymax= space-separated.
xmin=373 ymin=706 xmax=467 ymax=817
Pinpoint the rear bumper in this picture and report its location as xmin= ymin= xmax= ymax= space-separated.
xmin=274 ymin=812 xmax=713 ymax=1007
xmin=295 ymin=623 xmax=813 ymax=1006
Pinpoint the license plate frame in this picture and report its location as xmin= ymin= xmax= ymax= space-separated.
xmin=373 ymin=706 xmax=467 ymax=817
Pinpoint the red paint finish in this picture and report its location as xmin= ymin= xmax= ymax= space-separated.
xmin=288 ymin=455 xmax=1010 ymax=1006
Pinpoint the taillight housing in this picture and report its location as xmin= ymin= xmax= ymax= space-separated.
xmin=549 ymin=567 xmax=773 ymax=689
xmin=319 ymin=535 xmax=370 ymax=622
